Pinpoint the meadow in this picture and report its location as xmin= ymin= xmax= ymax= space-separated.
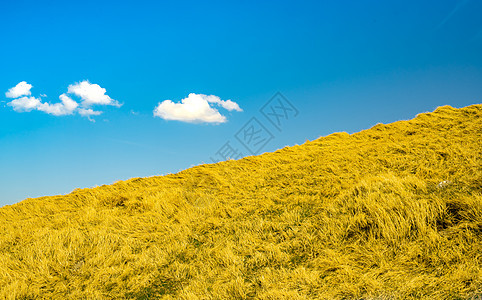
xmin=0 ymin=104 xmax=481 ymax=299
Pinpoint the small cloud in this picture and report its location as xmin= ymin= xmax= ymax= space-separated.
xmin=78 ymin=108 xmax=103 ymax=122
xmin=37 ymin=94 xmax=78 ymax=116
xmin=78 ymin=107 xmax=102 ymax=117
xmin=7 ymin=94 xmax=78 ymax=116
xmin=203 ymin=94 xmax=243 ymax=112
xmin=5 ymin=81 xmax=32 ymax=98
xmin=5 ymin=80 xmax=120 ymax=121
xmin=68 ymin=80 xmax=121 ymax=107
xmin=7 ymin=96 xmax=42 ymax=112
xmin=153 ymin=93 xmax=242 ymax=124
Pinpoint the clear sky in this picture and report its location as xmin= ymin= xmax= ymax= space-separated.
xmin=1 ymin=0 xmax=482 ymax=206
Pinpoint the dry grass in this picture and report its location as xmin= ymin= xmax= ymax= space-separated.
xmin=0 ymin=104 xmax=481 ymax=299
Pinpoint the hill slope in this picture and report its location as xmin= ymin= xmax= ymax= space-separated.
xmin=1 ymin=105 xmax=481 ymax=299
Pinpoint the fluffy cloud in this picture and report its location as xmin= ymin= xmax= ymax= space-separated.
xmin=153 ymin=93 xmax=242 ymax=123
xmin=37 ymin=94 xmax=79 ymax=116
xmin=5 ymin=81 xmax=119 ymax=121
xmin=68 ymin=81 xmax=120 ymax=107
xmin=78 ymin=107 xmax=103 ymax=122
xmin=78 ymin=108 xmax=102 ymax=116
xmin=5 ymin=81 xmax=33 ymax=98
xmin=203 ymin=94 xmax=243 ymax=112
xmin=8 ymin=96 xmax=42 ymax=112
xmin=7 ymin=94 xmax=78 ymax=116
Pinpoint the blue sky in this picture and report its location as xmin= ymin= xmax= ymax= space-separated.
xmin=1 ymin=0 xmax=482 ymax=206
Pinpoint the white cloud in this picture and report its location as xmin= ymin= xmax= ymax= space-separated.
xmin=5 ymin=80 xmax=119 ymax=121
xmin=78 ymin=108 xmax=102 ymax=122
xmin=203 ymin=94 xmax=243 ymax=112
xmin=5 ymin=81 xmax=33 ymax=98
xmin=7 ymin=96 xmax=42 ymax=112
xmin=153 ymin=93 xmax=242 ymax=123
xmin=78 ymin=108 xmax=102 ymax=117
xmin=68 ymin=80 xmax=120 ymax=107
xmin=37 ymin=94 xmax=79 ymax=116
xmin=7 ymin=94 xmax=78 ymax=116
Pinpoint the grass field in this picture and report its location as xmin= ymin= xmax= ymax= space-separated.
xmin=0 ymin=104 xmax=481 ymax=299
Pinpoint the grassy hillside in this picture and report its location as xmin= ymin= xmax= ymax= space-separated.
xmin=1 ymin=104 xmax=481 ymax=299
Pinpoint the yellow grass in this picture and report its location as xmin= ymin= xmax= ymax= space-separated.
xmin=1 ymin=104 xmax=481 ymax=299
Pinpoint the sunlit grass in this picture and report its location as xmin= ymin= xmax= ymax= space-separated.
xmin=1 ymin=104 xmax=481 ymax=299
